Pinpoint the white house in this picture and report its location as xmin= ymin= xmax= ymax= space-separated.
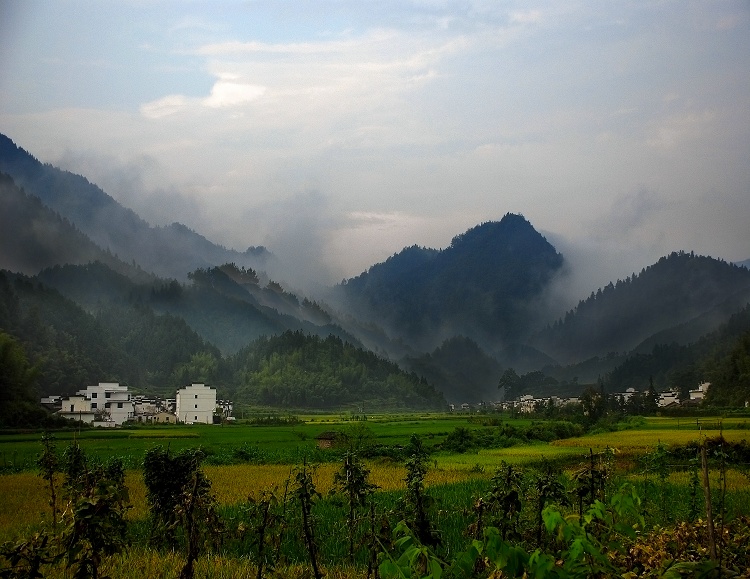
xmin=176 ymin=383 xmax=217 ymax=424
xmin=689 ymin=382 xmax=710 ymax=402
xmin=57 ymin=382 xmax=134 ymax=426
xmin=658 ymin=390 xmax=681 ymax=407
xmin=57 ymin=394 xmax=98 ymax=424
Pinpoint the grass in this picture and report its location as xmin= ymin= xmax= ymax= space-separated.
xmin=0 ymin=414 xmax=541 ymax=472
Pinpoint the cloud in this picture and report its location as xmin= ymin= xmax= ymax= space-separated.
xmin=202 ymin=76 xmax=266 ymax=108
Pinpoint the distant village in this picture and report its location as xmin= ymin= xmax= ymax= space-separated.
xmin=41 ymin=382 xmax=234 ymax=427
xmin=41 ymin=381 xmax=715 ymax=427
xmin=449 ymin=382 xmax=711 ymax=413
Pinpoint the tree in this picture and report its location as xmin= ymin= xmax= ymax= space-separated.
xmin=580 ymin=386 xmax=605 ymax=423
xmin=0 ymin=333 xmax=43 ymax=428
xmin=498 ymin=368 xmax=520 ymax=401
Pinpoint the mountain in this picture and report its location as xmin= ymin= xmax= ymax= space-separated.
xmin=0 ymin=173 xmax=152 ymax=282
xmin=335 ymin=213 xmax=564 ymax=352
xmin=532 ymin=251 xmax=750 ymax=365
xmin=0 ymin=134 xmax=270 ymax=280
xmin=4 ymin=133 xmax=750 ymax=409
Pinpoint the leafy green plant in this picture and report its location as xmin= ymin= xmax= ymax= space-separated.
xmin=36 ymin=432 xmax=60 ymax=529
xmin=332 ymin=450 xmax=378 ymax=562
xmin=176 ymin=466 xmax=222 ymax=579
xmin=400 ymin=435 xmax=440 ymax=548
xmin=533 ymin=462 xmax=570 ymax=546
xmin=236 ymin=488 xmax=286 ymax=579
xmin=58 ymin=445 xmax=130 ymax=579
xmin=294 ymin=461 xmax=323 ymax=579
xmin=0 ymin=531 xmax=56 ymax=579
xmin=142 ymin=446 xmax=222 ymax=579
xmin=378 ymin=521 xmax=445 ymax=579
xmin=482 ymin=461 xmax=523 ymax=541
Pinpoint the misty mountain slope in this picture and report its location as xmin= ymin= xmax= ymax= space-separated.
xmin=0 ymin=173 xmax=151 ymax=282
xmin=336 ymin=213 xmax=564 ymax=351
xmin=401 ymin=336 xmax=504 ymax=403
xmin=532 ymin=251 xmax=750 ymax=364
xmin=0 ymin=134 xmax=270 ymax=280
xmin=178 ymin=266 xmax=363 ymax=354
xmin=603 ymin=304 xmax=750 ymax=402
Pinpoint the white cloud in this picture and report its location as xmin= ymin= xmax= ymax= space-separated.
xmin=202 ymin=77 xmax=266 ymax=108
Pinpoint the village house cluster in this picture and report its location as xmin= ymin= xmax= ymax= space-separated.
xmin=451 ymin=382 xmax=712 ymax=414
xmin=41 ymin=382 xmax=233 ymax=427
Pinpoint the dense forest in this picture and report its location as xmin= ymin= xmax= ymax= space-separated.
xmin=602 ymin=305 xmax=750 ymax=405
xmin=532 ymin=251 xmax=750 ymax=363
xmin=401 ymin=336 xmax=504 ymax=403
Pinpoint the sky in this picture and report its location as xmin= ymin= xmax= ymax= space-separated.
xmin=1 ymin=0 xmax=749 ymax=299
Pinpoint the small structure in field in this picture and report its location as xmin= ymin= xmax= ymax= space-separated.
xmin=315 ymin=431 xmax=340 ymax=449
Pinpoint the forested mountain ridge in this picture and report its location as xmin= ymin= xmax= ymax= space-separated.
xmin=0 ymin=269 xmax=219 ymax=398
xmin=36 ymin=261 xmax=360 ymax=356
xmin=3 ymin=133 xmax=750 ymax=410
xmin=531 ymin=251 xmax=750 ymax=365
xmin=336 ymin=213 xmax=564 ymax=351
xmin=0 ymin=134 xmax=270 ymax=281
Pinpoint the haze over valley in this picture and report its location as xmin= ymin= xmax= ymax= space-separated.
xmin=1 ymin=1 xmax=749 ymax=420
xmin=2 ymin=133 xmax=750 ymax=416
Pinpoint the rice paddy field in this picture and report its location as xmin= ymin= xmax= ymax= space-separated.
xmin=1 ymin=413 xmax=749 ymax=577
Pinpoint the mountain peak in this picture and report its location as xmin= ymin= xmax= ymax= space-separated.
xmin=338 ymin=214 xmax=565 ymax=350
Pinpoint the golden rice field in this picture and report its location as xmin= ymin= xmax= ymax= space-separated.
xmin=551 ymin=428 xmax=749 ymax=452
xmin=0 ymin=461 xmax=483 ymax=540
